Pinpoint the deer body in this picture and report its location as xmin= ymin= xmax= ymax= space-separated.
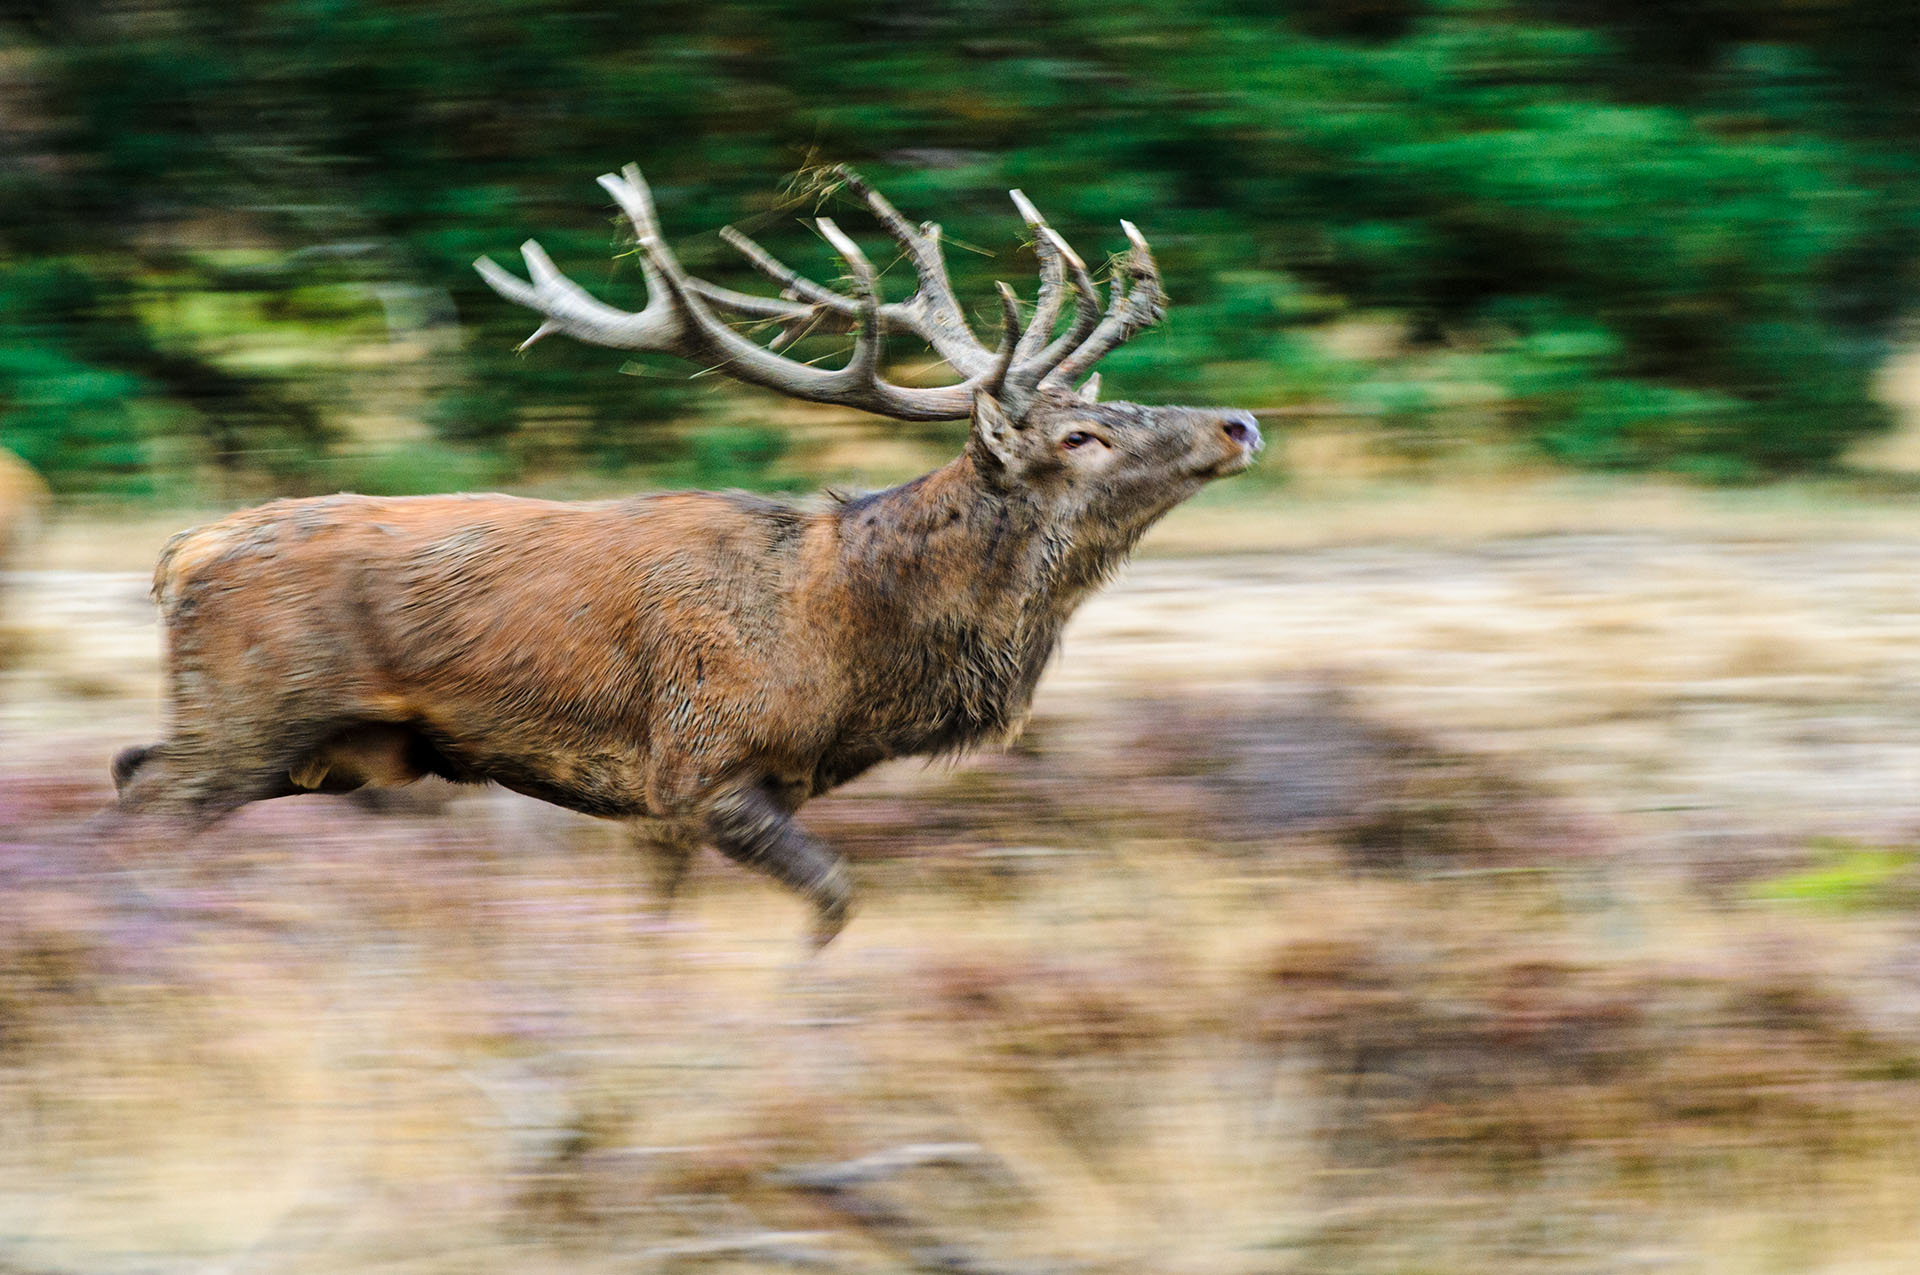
xmin=139 ymin=452 xmax=1090 ymax=813
xmin=112 ymin=166 xmax=1260 ymax=944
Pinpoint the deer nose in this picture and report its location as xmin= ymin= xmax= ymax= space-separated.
xmin=1222 ymin=411 xmax=1262 ymax=450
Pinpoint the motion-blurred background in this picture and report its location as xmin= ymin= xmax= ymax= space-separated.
xmin=7 ymin=3 xmax=1920 ymax=1273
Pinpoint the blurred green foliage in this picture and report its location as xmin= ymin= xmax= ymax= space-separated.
xmin=1 ymin=0 xmax=1917 ymax=494
xmin=1752 ymin=839 xmax=1920 ymax=911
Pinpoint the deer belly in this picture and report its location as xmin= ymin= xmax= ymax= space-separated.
xmin=411 ymin=724 xmax=656 ymax=819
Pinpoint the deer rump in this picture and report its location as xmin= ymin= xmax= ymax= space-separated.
xmin=120 ymin=488 xmax=815 ymax=822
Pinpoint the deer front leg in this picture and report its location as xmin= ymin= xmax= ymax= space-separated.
xmin=704 ymin=785 xmax=854 ymax=949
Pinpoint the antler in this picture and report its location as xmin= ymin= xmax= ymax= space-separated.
xmin=475 ymin=164 xmax=1164 ymax=422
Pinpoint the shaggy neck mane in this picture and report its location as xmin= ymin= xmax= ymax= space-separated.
xmin=825 ymin=451 xmax=1127 ymax=756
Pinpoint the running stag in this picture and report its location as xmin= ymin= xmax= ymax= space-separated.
xmin=110 ymin=165 xmax=1262 ymax=945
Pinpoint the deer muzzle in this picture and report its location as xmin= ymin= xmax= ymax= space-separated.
xmin=1207 ymin=409 xmax=1263 ymax=476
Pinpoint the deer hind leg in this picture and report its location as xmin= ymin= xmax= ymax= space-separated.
xmin=112 ymin=705 xmax=376 ymax=822
xmin=111 ymin=720 xmax=441 ymax=832
xmin=109 ymin=738 xmax=297 ymax=831
xmin=704 ymin=785 xmax=854 ymax=949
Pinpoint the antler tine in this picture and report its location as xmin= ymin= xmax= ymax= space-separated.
xmin=710 ymin=223 xmax=859 ymax=347
xmin=719 ymin=224 xmax=862 ymax=320
xmin=1011 ymin=224 xmax=1102 ymax=390
xmin=835 ymin=167 xmax=958 ymax=310
xmin=475 ymin=238 xmax=681 ymax=352
xmin=599 ymin=166 xmax=667 ymax=292
xmin=1008 ymin=190 xmax=1066 ymax=365
xmin=718 ymin=219 xmax=992 ymax=378
xmin=637 ymin=225 xmax=975 ymax=420
xmin=707 ymin=168 xmax=1065 ymax=389
xmin=834 ymin=166 xmax=1001 ymax=380
xmin=1041 ymin=219 xmax=1166 ymax=388
xmin=599 ymin=165 xmax=839 ymax=336
xmin=988 ymin=281 xmax=1023 ymax=397
xmin=835 ymin=166 xmax=926 ymax=254
xmin=603 ymin=165 xmax=862 ymax=346
xmin=816 ymin=218 xmax=885 ymax=386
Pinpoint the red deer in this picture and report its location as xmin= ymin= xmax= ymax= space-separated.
xmin=108 ymin=166 xmax=1261 ymax=945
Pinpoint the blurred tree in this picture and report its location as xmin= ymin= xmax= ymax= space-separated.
xmin=0 ymin=0 xmax=1915 ymax=492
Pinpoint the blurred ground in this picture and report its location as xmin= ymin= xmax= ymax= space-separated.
xmin=5 ymin=500 xmax=1920 ymax=1273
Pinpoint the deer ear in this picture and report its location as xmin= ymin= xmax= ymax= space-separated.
xmin=970 ymin=391 xmax=1023 ymax=468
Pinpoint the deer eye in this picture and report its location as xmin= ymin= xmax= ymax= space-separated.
xmin=1062 ymin=431 xmax=1098 ymax=450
